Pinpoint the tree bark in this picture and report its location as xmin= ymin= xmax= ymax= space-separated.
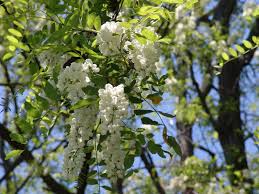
xmin=217 ymin=61 xmax=247 ymax=183
xmin=176 ymin=122 xmax=193 ymax=162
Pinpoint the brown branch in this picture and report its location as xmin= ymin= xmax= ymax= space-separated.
xmin=213 ymin=0 xmax=237 ymax=31
xmin=76 ymin=152 xmax=92 ymax=194
xmin=0 ymin=123 xmax=73 ymax=194
xmin=189 ymin=64 xmax=218 ymax=130
xmin=140 ymin=148 xmax=165 ymax=194
xmin=0 ymin=60 xmax=18 ymax=114
xmin=14 ymin=171 xmax=33 ymax=194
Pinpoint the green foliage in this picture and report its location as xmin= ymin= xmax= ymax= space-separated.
xmin=220 ymin=37 xmax=259 ymax=65
xmin=5 ymin=150 xmax=24 ymax=160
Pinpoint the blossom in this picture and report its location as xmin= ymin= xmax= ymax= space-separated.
xmin=175 ymin=5 xmax=185 ymax=20
xmin=98 ymin=84 xmax=129 ymax=180
xmin=98 ymin=84 xmax=129 ymax=135
xmin=57 ymin=59 xmax=99 ymax=103
xmin=63 ymin=105 xmax=98 ymax=179
xmin=243 ymin=1 xmax=258 ymax=18
xmin=127 ymin=39 xmax=160 ymax=78
xmin=97 ymin=21 xmax=126 ymax=56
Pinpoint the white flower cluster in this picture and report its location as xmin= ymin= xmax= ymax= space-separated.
xmin=97 ymin=21 xmax=126 ymax=56
xmin=98 ymin=84 xmax=129 ymax=180
xmin=102 ymin=133 xmax=125 ymax=182
xmin=63 ymin=105 xmax=98 ymax=179
xmin=174 ymin=6 xmax=196 ymax=44
xmin=168 ymin=175 xmax=188 ymax=193
xmin=97 ymin=22 xmax=160 ymax=78
xmin=126 ymin=40 xmax=160 ymax=78
xmin=98 ymin=84 xmax=128 ymax=135
xmin=57 ymin=59 xmax=100 ymax=179
xmin=243 ymin=0 xmax=258 ymax=18
xmin=57 ymin=59 xmax=99 ymax=103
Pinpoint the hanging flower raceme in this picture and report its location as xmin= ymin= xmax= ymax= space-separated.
xmin=97 ymin=21 xmax=126 ymax=56
xmin=98 ymin=84 xmax=129 ymax=135
xmin=98 ymin=84 xmax=129 ymax=180
xmin=96 ymin=21 xmax=160 ymax=79
xmin=57 ymin=59 xmax=99 ymax=103
xmin=126 ymin=39 xmax=160 ymax=78
xmin=63 ymin=105 xmax=98 ymax=179
xmin=58 ymin=20 xmax=163 ymax=182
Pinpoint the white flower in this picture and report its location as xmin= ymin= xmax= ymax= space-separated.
xmin=63 ymin=105 xmax=98 ymax=179
xmin=57 ymin=59 xmax=99 ymax=103
xmin=98 ymin=84 xmax=128 ymax=135
xmin=168 ymin=176 xmax=187 ymax=192
xmin=97 ymin=21 xmax=126 ymax=56
xmin=174 ymin=14 xmax=196 ymax=44
xmin=175 ymin=5 xmax=185 ymax=20
xmin=127 ymin=39 xmax=160 ymax=78
xmin=98 ymin=84 xmax=129 ymax=180
xmin=243 ymin=1 xmax=258 ymax=18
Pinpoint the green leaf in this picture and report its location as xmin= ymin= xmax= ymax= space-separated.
xmin=94 ymin=16 xmax=101 ymax=30
xmin=148 ymin=140 xmax=163 ymax=154
xmin=82 ymin=85 xmax=98 ymax=96
xmin=5 ymin=150 xmax=24 ymax=160
xmin=129 ymin=96 xmax=143 ymax=104
xmin=6 ymin=35 xmax=19 ymax=44
xmin=71 ymin=98 xmax=96 ymax=110
xmin=24 ymin=101 xmax=41 ymax=119
xmin=8 ymin=28 xmax=22 ymax=37
xmin=84 ymin=146 xmax=94 ymax=153
xmin=141 ymin=117 xmax=161 ymax=125
xmin=158 ymin=37 xmax=171 ymax=44
xmin=158 ymin=111 xmax=175 ymax=118
xmin=36 ymin=95 xmax=49 ymax=110
xmin=134 ymin=109 xmax=153 ymax=115
xmin=243 ymin=40 xmax=253 ymax=49
xmin=13 ymin=20 xmax=25 ymax=29
xmin=2 ymin=53 xmax=13 ymax=61
xmin=221 ymin=52 xmax=229 ymax=61
xmin=16 ymin=118 xmax=32 ymax=134
xmin=10 ymin=133 xmax=27 ymax=144
xmin=87 ymin=13 xmax=95 ymax=28
xmin=185 ymin=0 xmax=198 ymax=9
xmin=43 ymin=81 xmax=59 ymax=102
xmin=157 ymin=149 xmax=166 ymax=158
xmin=167 ymin=136 xmax=182 ymax=156
xmin=67 ymin=10 xmax=79 ymax=27
xmin=137 ymin=134 xmax=146 ymax=145
xmin=162 ymin=0 xmax=183 ymax=3
xmin=252 ymin=36 xmax=259 ymax=45
xmin=228 ymin=48 xmax=238 ymax=57
xmin=87 ymin=178 xmax=98 ymax=185
xmin=91 ymin=74 xmax=106 ymax=87
xmin=16 ymin=42 xmax=30 ymax=52
xmin=124 ymin=154 xmax=135 ymax=169
xmin=141 ymin=28 xmax=158 ymax=41
xmin=86 ymin=170 xmax=96 ymax=178
xmin=235 ymin=45 xmax=245 ymax=54
xmin=102 ymin=186 xmax=114 ymax=191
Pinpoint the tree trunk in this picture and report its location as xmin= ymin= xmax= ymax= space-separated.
xmin=176 ymin=122 xmax=195 ymax=194
xmin=217 ymin=61 xmax=248 ymax=184
xmin=176 ymin=122 xmax=193 ymax=162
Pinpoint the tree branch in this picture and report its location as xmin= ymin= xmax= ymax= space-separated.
xmin=189 ymin=64 xmax=218 ymax=130
xmin=140 ymin=148 xmax=165 ymax=194
xmin=0 ymin=123 xmax=73 ymax=194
